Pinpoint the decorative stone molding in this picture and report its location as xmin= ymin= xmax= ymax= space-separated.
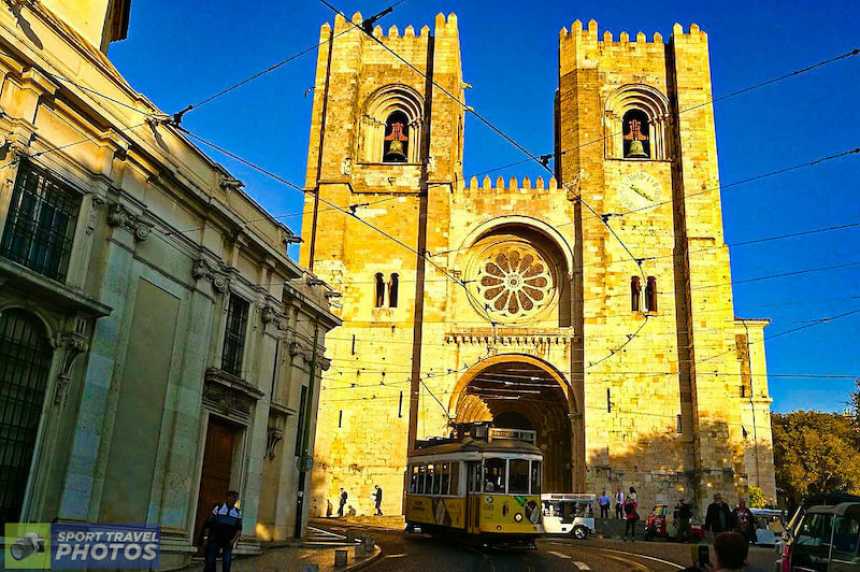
xmin=107 ymin=203 xmax=152 ymax=242
xmin=260 ymin=304 xmax=278 ymax=326
xmin=191 ymin=258 xmax=213 ymax=281
xmin=341 ymin=156 xmax=352 ymax=176
xmin=191 ymin=257 xmax=232 ymax=294
xmin=202 ymin=367 xmax=264 ymax=424
xmin=211 ymin=272 xmax=229 ymax=294
xmin=85 ymin=196 xmax=106 ymax=235
xmin=219 ymin=174 xmax=244 ymax=193
xmin=54 ymin=330 xmax=89 ymax=405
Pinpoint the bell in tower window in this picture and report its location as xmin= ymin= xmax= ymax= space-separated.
xmin=383 ymin=111 xmax=409 ymax=163
xmin=622 ymin=110 xmax=651 ymax=159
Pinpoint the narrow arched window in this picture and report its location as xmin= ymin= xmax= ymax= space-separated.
xmin=622 ymin=109 xmax=651 ymax=159
xmin=645 ymin=276 xmax=657 ymax=313
xmin=374 ymin=273 xmax=385 ymax=307
xmin=630 ymin=276 xmax=641 ymax=312
xmin=383 ymin=111 xmax=409 ymax=163
xmin=389 ymin=273 xmax=399 ymax=308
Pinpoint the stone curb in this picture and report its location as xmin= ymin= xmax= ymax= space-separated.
xmin=342 ymin=544 xmax=383 ymax=571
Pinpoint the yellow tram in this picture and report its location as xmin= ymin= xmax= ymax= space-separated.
xmin=404 ymin=426 xmax=544 ymax=545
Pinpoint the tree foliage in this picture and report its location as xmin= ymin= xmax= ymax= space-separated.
xmin=772 ymin=411 xmax=860 ymax=506
xmin=747 ymin=485 xmax=768 ymax=508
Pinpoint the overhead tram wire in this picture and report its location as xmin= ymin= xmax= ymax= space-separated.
xmin=429 ymin=147 xmax=860 ymax=261
xmin=316 ymin=0 xmax=642 ymax=270
xmin=613 ymin=146 xmax=860 ymax=217
xmin=465 ymin=47 xmax=859 ymax=196
xmin=166 ymin=1 xmax=407 ymax=123
xmin=174 ymin=127 xmax=497 ymax=323
xmin=322 ymin=302 xmax=860 ymax=374
xmin=317 ymin=0 xmax=651 ymax=368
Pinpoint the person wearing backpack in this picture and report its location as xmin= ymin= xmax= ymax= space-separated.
xmin=623 ymin=494 xmax=639 ymax=540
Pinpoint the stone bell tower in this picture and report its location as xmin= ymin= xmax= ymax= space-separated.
xmin=299 ymin=12 xmax=466 ymax=513
xmin=557 ymin=20 xmax=774 ymax=509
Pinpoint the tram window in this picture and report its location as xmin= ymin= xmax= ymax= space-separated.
xmin=439 ymin=463 xmax=450 ymax=495
xmin=530 ymin=461 xmax=542 ymax=494
xmin=484 ymin=457 xmax=507 ymax=493
xmin=509 ymin=459 xmax=530 ymax=494
xmin=468 ymin=462 xmax=482 ymax=493
xmin=432 ymin=463 xmax=442 ymax=495
xmin=450 ymin=462 xmax=460 ymax=496
xmin=418 ymin=465 xmax=427 ymax=494
xmin=409 ymin=465 xmax=418 ymax=493
xmin=427 ymin=464 xmax=436 ymax=495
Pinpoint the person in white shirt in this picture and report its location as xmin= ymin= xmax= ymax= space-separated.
xmin=201 ymin=490 xmax=242 ymax=572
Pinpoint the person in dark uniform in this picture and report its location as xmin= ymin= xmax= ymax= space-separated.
xmin=373 ymin=485 xmax=383 ymax=516
xmin=201 ymin=490 xmax=243 ymax=572
xmin=338 ymin=488 xmax=348 ymax=517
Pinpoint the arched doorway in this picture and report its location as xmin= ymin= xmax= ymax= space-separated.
xmin=0 ymin=308 xmax=53 ymax=524
xmin=450 ymin=356 xmax=574 ymax=492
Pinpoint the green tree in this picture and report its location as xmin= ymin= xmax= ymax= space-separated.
xmin=852 ymin=379 xmax=860 ymax=430
xmin=747 ymin=485 xmax=768 ymax=508
xmin=772 ymin=411 xmax=860 ymax=507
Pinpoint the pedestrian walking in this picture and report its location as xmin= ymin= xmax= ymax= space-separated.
xmin=598 ymin=490 xmax=611 ymax=518
xmin=704 ymin=493 xmax=735 ymax=540
xmin=674 ymin=498 xmax=693 ymax=542
xmin=373 ymin=485 xmax=383 ymax=516
xmin=732 ymin=498 xmax=755 ymax=543
xmin=623 ymin=495 xmax=639 ymax=540
xmin=200 ymin=490 xmax=243 ymax=572
xmin=614 ymin=487 xmax=625 ymax=519
xmin=338 ymin=488 xmax=348 ymax=518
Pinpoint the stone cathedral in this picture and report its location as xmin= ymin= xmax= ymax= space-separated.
xmin=299 ymin=12 xmax=776 ymax=517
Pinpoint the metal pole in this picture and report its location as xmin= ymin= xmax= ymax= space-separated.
xmin=294 ymin=323 xmax=320 ymax=538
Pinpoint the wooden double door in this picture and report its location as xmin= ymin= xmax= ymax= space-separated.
xmin=193 ymin=416 xmax=242 ymax=547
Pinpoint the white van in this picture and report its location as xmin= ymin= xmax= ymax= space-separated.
xmin=541 ymin=494 xmax=596 ymax=540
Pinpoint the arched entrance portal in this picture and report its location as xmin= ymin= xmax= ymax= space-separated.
xmin=451 ymin=356 xmax=573 ymax=492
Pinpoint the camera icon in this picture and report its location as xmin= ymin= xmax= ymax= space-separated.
xmin=10 ymin=532 xmax=46 ymax=561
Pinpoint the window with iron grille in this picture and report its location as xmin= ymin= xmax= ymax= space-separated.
xmin=0 ymin=161 xmax=81 ymax=281
xmin=221 ymin=294 xmax=249 ymax=376
xmin=0 ymin=308 xmax=53 ymax=524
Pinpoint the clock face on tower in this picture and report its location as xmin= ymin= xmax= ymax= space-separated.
xmin=619 ymin=172 xmax=662 ymax=212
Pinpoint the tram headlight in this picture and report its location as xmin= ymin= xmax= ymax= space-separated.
xmin=514 ymin=512 xmax=523 ymax=523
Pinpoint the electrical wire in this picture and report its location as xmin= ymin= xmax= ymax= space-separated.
xmin=175 ymin=127 xmax=496 ymax=322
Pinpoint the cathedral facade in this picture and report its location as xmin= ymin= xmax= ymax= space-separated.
xmin=300 ymin=12 xmax=776 ymax=517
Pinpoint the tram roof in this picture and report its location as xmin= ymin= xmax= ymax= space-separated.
xmin=409 ymin=437 xmax=542 ymax=459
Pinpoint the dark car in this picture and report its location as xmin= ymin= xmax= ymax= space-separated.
xmin=775 ymin=502 xmax=860 ymax=571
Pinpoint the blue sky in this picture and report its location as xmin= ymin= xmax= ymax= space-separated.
xmin=109 ymin=1 xmax=860 ymax=413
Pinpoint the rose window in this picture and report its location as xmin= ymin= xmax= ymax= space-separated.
xmin=474 ymin=245 xmax=554 ymax=320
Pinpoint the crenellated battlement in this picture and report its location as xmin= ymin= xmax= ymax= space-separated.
xmin=559 ymin=18 xmax=706 ymax=46
xmin=559 ymin=19 xmax=708 ymax=75
xmin=326 ymin=11 xmax=457 ymax=43
xmin=463 ymin=175 xmax=560 ymax=193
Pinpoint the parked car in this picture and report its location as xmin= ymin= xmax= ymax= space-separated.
xmin=541 ymin=494 xmax=595 ymax=540
xmin=751 ymin=508 xmax=786 ymax=546
xmin=774 ymin=502 xmax=860 ymax=571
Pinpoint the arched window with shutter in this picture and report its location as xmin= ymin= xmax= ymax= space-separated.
xmin=374 ymin=273 xmax=385 ymax=308
xmin=389 ymin=273 xmax=399 ymax=308
xmin=645 ymin=276 xmax=658 ymax=313
xmin=630 ymin=276 xmax=641 ymax=312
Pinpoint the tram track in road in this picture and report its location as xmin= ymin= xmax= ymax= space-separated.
xmin=543 ymin=539 xmax=686 ymax=571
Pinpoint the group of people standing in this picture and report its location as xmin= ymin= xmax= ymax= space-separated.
xmin=331 ymin=485 xmax=384 ymax=518
xmin=597 ymin=486 xmax=641 ymax=539
xmin=704 ymin=493 xmax=756 ymax=543
xmin=596 ymin=489 xmax=757 ymax=544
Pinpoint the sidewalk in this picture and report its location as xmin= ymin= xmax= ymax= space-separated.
xmin=183 ymin=527 xmax=381 ymax=572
